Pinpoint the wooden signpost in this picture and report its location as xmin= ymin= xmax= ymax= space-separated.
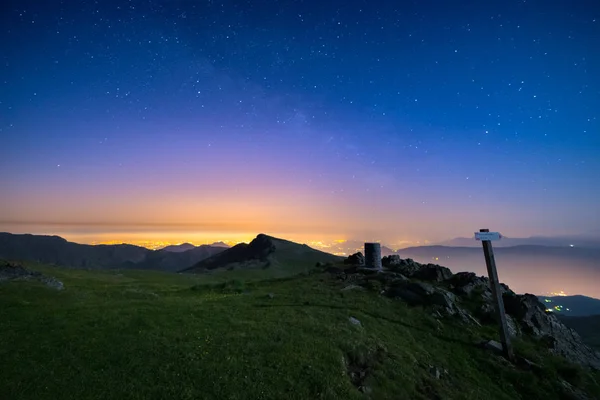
xmin=475 ymin=229 xmax=514 ymax=361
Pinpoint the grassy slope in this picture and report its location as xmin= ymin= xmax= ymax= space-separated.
xmin=1 ymin=263 xmax=599 ymax=400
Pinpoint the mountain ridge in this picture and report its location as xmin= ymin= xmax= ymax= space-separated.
xmin=0 ymin=232 xmax=226 ymax=272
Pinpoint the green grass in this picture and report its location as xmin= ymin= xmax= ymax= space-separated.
xmin=1 ymin=263 xmax=599 ymax=400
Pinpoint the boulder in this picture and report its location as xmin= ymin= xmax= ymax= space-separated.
xmin=386 ymin=258 xmax=423 ymax=277
xmin=344 ymin=252 xmax=365 ymax=266
xmin=481 ymin=339 xmax=504 ymax=355
xmin=381 ymin=255 xmax=401 ymax=267
xmin=447 ymin=272 xmax=489 ymax=297
xmin=430 ymin=289 xmax=458 ymax=309
xmin=412 ymin=264 xmax=453 ymax=282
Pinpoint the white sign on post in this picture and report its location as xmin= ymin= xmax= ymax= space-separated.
xmin=474 ymin=231 xmax=502 ymax=241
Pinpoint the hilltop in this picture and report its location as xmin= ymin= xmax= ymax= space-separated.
xmin=182 ymin=233 xmax=342 ymax=274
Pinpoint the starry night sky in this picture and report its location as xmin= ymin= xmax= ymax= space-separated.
xmin=1 ymin=0 xmax=599 ymax=248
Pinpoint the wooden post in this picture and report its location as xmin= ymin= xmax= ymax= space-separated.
xmin=479 ymin=228 xmax=514 ymax=361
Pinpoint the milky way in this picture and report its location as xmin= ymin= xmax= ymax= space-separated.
xmin=1 ymin=0 xmax=599 ymax=247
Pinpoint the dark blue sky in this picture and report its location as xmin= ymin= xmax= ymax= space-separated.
xmin=1 ymin=0 xmax=599 ymax=246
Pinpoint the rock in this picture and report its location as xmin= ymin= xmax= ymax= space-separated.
xmin=481 ymin=339 xmax=504 ymax=355
xmin=267 ymin=293 xmax=274 ymax=299
xmin=447 ymin=272 xmax=489 ymax=297
xmin=386 ymin=286 xmax=425 ymax=305
xmin=500 ymin=283 xmax=515 ymax=296
xmin=506 ymin=315 xmax=519 ymax=338
xmin=477 ymin=303 xmax=496 ymax=321
xmin=406 ymin=282 xmax=435 ymax=296
xmin=359 ymin=386 xmax=372 ymax=394
xmin=460 ymin=311 xmax=482 ymax=326
xmin=386 ymin=258 xmax=422 ymax=277
xmin=412 ymin=264 xmax=453 ymax=282
xmin=381 ymin=255 xmax=402 ymax=267
xmin=389 ymin=275 xmax=409 ymax=286
xmin=349 ymin=317 xmax=362 ymax=326
xmin=0 ymin=261 xmax=64 ymax=290
xmin=430 ymin=289 xmax=457 ymax=309
xmin=516 ymin=356 xmax=542 ymax=372
xmin=559 ymin=379 xmax=591 ymax=400
xmin=344 ymin=252 xmax=365 ymax=266
xmin=341 ymin=285 xmax=363 ymax=292
xmin=428 ymin=365 xmax=446 ymax=380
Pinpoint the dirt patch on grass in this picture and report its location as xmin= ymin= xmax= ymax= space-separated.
xmin=343 ymin=344 xmax=387 ymax=393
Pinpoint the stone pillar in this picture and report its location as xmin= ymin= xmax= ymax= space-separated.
xmin=364 ymin=243 xmax=382 ymax=270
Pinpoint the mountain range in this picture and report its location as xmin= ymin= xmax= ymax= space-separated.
xmin=2 ymin=232 xmax=599 ymax=297
xmin=0 ymin=232 xmax=227 ymax=272
xmin=435 ymin=233 xmax=600 ymax=248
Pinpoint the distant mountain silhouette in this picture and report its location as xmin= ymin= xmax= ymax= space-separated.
xmin=0 ymin=232 xmax=225 ymax=271
xmin=537 ymin=295 xmax=600 ymax=317
xmin=161 ymin=243 xmax=196 ymax=253
xmin=182 ymin=233 xmax=341 ymax=274
xmin=131 ymin=245 xmax=227 ymax=272
xmin=209 ymin=241 xmax=230 ymax=248
xmin=436 ymin=234 xmax=600 ymax=248
xmin=0 ymin=232 xmax=148 ymax=268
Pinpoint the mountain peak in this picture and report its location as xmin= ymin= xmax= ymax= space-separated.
xmin=161 ymin=243 xmax=196 ymax=253
xmin=209 ymin=241 xmax=230 ymax=248
xmin=182 ymin=234 xmax=341 ymax=273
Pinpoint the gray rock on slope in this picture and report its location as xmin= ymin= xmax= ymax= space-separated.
xmin=0 ymin=261 xmax=64 ymax=290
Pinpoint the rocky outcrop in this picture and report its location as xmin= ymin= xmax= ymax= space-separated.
xmin=411 ymin=264 xmax=453 ymax=282
xmin=338 ymin=256 xmax=600 ymax=371
xmin=503 ymin=293 xmax=600 ymax=370
xmin=385 ymin=258 xmax=453 ymax=281
xmin=448 ymin=272 xmax=515 ymax=300
xmin=0 ymin=260 xmax=64 ymax=290
xmin=381 ymin=255 xmax=401 ymax=267
xmin=344 ymin=252 xmax=365 ymax=266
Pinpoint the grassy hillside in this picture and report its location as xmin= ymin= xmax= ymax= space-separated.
xmin=1 ymin=263 xmax=599 ymax=400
